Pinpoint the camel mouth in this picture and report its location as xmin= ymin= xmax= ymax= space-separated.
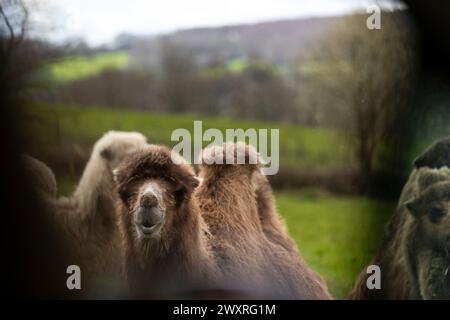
xmin=134 ymin=202 xmax=165 ymax=238
xmin=137 ymin=222 xmax=163 ymax=238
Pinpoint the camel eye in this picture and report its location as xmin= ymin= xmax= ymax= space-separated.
xmin=118 ymin=182 xmax=138 ymax=204
xmin=428 ymin=207 xmax=446 ymax=223
xmin=174 ymin=187 xmax=186 ymax=206
xmin=119 ymin=189 xmax=132 ymax=202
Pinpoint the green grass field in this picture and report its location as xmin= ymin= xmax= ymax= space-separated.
xmin=43 ymin=51 xmax=129 ymax=83
xmin=24 ymin=103 xmax=437 ymax=172
xmin=277 ymin=191 xmax=393 ymax=298
xmin=23 ymin=103 xmax=353 ymax=170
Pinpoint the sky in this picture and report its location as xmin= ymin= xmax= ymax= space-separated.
xmin=30 ymin=0 xmax=405 ymax=46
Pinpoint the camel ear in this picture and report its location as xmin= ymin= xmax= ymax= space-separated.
xmin=184 ymin=175 xmax=200 ymax=192
xmin=404 ymin=198 xmax=420 ymax=218
xmin=177 ymin=174 xmax=200 ymax=197
xmin=414 ymin=136 xmax=450 ymax=169
xmin=174 ymin=176 xmax=199 ymax=206
xmin=192 ymin=176 xmax=200 ymax=188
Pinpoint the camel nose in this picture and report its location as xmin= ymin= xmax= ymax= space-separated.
xmin=140 ymin=192 xmax=158 ymax=208
xmin=139 ymin=193 xmax=161 ymax=228
xmin=136 ymin=185 xmax=164 ymax=232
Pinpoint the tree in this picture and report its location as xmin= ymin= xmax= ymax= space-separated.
xmin=0 ymin=0 xmax=28 ymax=61
xmin=1 ymin=0 xmax=56 ymax=105
xmin=314 ymin=13 xmax=417 ymax=191
xmin=1 ymin=0 xmax=28 ymax=102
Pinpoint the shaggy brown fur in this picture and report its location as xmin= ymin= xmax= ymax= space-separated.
xmin=43 ymin=131 xmax=147 ymax=293
xmin=196 ymin=142 xmax=332 ymax=299
xmin=349 ymin=167 xmax=450 ymax=299
xmin=114 ymin=145 xmax=216 ymax=297
xmin=252 ymin=172 xmax=298 ymax=252
xmin=405 ymin=177 xmax=450 ymax=299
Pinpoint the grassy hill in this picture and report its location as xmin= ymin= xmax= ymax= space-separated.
xmin=278 ymin=191 xmax=393 ymax=298
xmin=42 ymin=51 xmax=129 ymax=83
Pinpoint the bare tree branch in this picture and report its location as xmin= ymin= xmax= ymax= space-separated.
xmin=0 ymin=4 xmax=15 ymax=40
xmin=0 ymin=0 xmax=28 ymax=62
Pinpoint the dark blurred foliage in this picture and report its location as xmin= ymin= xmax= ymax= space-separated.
xmin=305 ymin=12 xmax=419 ymax=194
xmin=0 ymin=0 xmax=82 ymax=299
xmin=403 ymin=0 xmax=450 ymax=141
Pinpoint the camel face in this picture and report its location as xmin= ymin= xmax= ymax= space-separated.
xmin=115 ymin=145 xmax=199 ymax=246
xmin=114 ymin=146 xmax=213 ymax=296
xmin=406 ymin=181 xmax=450 ymax=246
xmin=134 ymin=181 xmax=165 ymax=238
xmin=118 ymin=174 xmax=183 ymax=243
